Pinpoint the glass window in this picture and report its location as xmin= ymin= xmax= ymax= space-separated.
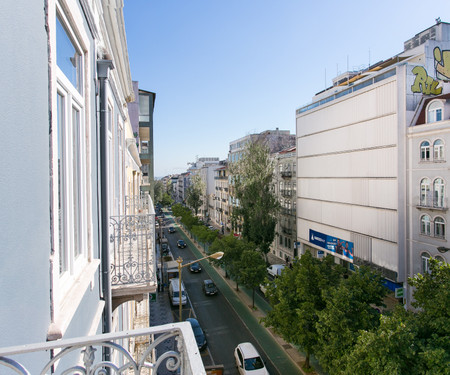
xmin=139 ymin=94 xmax=150 ymax=122
xmin=421 ymin=215 xmax=431 ymax=235
xmin=420 ymin=178 xmax=431 ymax=206
xmin=421 ymin=252 xmax=431 ymax=274
xmin=435 ymin=217 xmax=445 ymax=238
xmin=433 ymin=139 xmax=445 ymax=161
xmin=433 ymin=178 xmax=445 ymax=208
xmin=427 ymin=101 xmax=443 ymax=123
xmin=56 ymin=15 xmax=82 ymax=93
xmin=420 ymin=141 xmax=431 ymax=161
xmin=57 ymin=92 xmax=67 ymax=273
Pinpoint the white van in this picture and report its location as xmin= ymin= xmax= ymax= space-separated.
xmin=169 ymin=278 xmax=187 ymax=306
xmin=267 ymin=264 xmax=285 ymax=277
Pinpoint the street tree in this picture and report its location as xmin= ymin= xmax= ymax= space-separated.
xmin=154 ymin=180 xmax=164 ymax=204
xmin=236 ymin=249 xmax=267 ymax=308
xmin=263 ymin=251 xmax=343 ymax=369
xmin=186 ymin=175 xmax=204 ymax=216
xmin=230 ymin=141 xmax=279 ymax=260
xmin=315 ymin=266 xmax=387 ymax=374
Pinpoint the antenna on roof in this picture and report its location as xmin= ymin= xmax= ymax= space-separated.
xmin=436 ymin=17 xmax=441 ymax=24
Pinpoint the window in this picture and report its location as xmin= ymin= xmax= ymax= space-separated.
xmin=421 ymin=214 xmax=432 ymax=235
xmin=420 ymin=178 xmax=431 ymax=206
xmin=427 ymin=100 xmax=443 ymax=123
xmin=435 ymin=217 xmax=445 ymax=238
xmin=420 ymin=141 xmax=431 ymax=161
xmin=56 ymin=10 xmax=88 ymax=276
xmin=433 ymin=178 xmax=445 ymax=208
xmin=421 ymin=252 xmax=431 ymax=274
xmin=433 ymin=139 xmax=445 ymax=161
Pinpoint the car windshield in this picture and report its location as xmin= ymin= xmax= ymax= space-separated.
xmin=244 ymin=356 xmax=264 ymax=370
xmin=206 ymin=283 xmax=215 ymax=289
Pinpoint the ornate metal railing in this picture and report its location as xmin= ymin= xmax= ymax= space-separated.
xmin=110 ymin=213 xmax=157 ymax=287
xmin=125 ymin=194 xmax=152 ymax=216
xmin=0 ymin=323 xmax=206 ymax=375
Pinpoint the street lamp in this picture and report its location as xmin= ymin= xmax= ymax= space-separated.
xmin=176 ymin=251 xmax=224 ymax=322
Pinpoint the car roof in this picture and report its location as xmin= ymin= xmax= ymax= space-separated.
xmin=237 ymin=342 xmax=260 ymax=358
xmin=186 ymin=318 xmax=199 ymax=327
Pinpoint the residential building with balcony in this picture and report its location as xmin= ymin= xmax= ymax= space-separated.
xmin=271 ymin=146 xmax=297 ymax=263
xmin=0 ymin=0 xmax=203 ymax=373
xmin=212 ymin=162 xmax=230 ymax=232
xmin=295 ymin=20 xmax=450 ymax=305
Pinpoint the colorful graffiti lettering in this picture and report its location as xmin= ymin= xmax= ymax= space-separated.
xmin=411 ymin=66 xmax=442 ymax=95
xmin=434 ymin=46 xmax=450 ymax=80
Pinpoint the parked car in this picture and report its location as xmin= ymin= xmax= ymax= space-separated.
xmin=189 ymin=262 xmax=201 ymax=273
xmin=168 ymin=226 xmax=175 ymax=233
xmin=202 ymin=279 xmax=218 ymax=296
xmin=169 ymin=279 xmax=187 ymax=306
xmin=234 ymin=342 xmax=269 ymax=375
xmin=161 ymin=243 xmax=170 ymax=256
xmin=267 ymin=264 xmax=285 ymax=277
xmin=186 ymin=318 xmax=207 ymax=351
xmin=177 ymin=240 xmax=186 ymax=248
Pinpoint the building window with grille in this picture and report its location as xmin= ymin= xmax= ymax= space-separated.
xmin=421 ymin=214 xmax=432 ymax=236
xmin=433 ymin=139 xmax=445 ymax=161
xmin=434 ymin=216 xmax=446 ymax=239
xmin=420 ymin=141 xmax=431 ymax=161
xmin=421 ymin=252 xmax=431 ymax=274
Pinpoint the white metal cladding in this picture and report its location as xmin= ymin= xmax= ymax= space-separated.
xmin=297 ymin=147 xmax=398 ymax=178
xmin=372 ymin=238 xmax=399 ymax=271
xmin=296 ymin=78 xmax=397 ymax=137
xmin=297 ymin=114 xmax=397 ymax=158
xmin=297 ymin=198 xmax=398 ymax=243
xmin=297 ymin=178 xmax=397 ymax=210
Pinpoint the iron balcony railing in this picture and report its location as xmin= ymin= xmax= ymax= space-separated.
xmin=417 ymin=196 xmax=448 ymax=210
xmin=0 ymin=323 xmax=206 ymax=375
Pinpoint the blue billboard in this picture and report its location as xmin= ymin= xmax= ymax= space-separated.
xmin=309 ymin=229 xmax=354 ymax=262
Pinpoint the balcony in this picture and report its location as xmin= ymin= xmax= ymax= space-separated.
xmin=281 ymin=226 xmax=293 ymax=235
xmin=0 ymin=323 xmax=206 ymax=374
xmin=416 ymin=197 xmax=448 ymax=211
xmin=281 ymin=171 xmax=292 ymax=178
xmin=111 ymin=195 xmax=157 ymax=310
xmin=280 ymin=189 xmax=293 ymax=197
xmin=281 ymin=207 xmax=295 ymax=216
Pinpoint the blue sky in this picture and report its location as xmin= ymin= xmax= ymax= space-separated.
xmin=123 ymin=0 xmax=450 ymax=177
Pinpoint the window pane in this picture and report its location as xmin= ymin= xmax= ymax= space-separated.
xmin=58 ymin=93 xmax=67 ymax=273
xmin=73 ymin=107 xmax=81 ymax=257
xmin=56 ymin=16 xmax=82 ymax=92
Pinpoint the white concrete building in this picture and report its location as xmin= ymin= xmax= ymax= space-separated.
xmin=296 ymin=21 xmax=450 ymax=302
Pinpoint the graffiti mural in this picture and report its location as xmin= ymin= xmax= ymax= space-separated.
xmin=434 ymin=46 xmax=450 ymax=80
xmin=411 ymin=66 xmax=442 ymax=95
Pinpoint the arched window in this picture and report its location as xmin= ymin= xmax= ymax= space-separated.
xmin=433 ymin=139 xmax=445 ymax=161
xmin=420 ymin=141 xmax=431 ymax=161
xmin=420 ymin=178 xmax=432 ymax=206
xmin=421 ymin=252 xmax=431 ymax=273
xmin=427 ymin=100 xmax=443 ymax=123
xmin=433 ymin=178 xmax=445 ymax=208
xmin=434 ymin=216 xmax=446 ymax=239
xmin=435 ymin=256 xmax=445 ymax=263
xmin=421 ymin=214 xmax=432 ymax=235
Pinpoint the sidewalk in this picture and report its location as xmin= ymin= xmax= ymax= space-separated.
xmin=175 ymin=221 xmax=317 ymax=375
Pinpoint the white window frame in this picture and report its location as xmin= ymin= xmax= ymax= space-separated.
xmin=433 ymin=139 xmax=445 ymax=161
xmin=434 ymin=216 xmax=446 ymax=239
xmin=421 ymin=214 xmax=432 ymax=236
xmin=433 ymin=178 xmax=445 ymax=208
xmin=421 ymin=252 xmax=431 ymax=274
xmin=420 ymin=177 xmax=432 ymax=206
xmin=420 ymin=141 xmax=431 ymax=161
xmin=427 ymin=100 xmax=443 ymax=123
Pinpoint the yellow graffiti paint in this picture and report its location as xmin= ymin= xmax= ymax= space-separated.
xmin=434 ymin=47 xmax=450 ymax=80
xmin=411 ymin=66 xmax=442 ymax=95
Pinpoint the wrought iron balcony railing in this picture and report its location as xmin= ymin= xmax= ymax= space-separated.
xmin=0 ymin=323 xmax=206 ymax=374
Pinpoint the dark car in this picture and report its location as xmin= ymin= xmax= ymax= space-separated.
xmin=189 ymin=262 xmax=201 ymax=273
xmin=202 ymin=279 xmax=218 ymax=296
xmin=186 ymin=318 xmax=207 ymax=351
xmin=168 ymin=226 xmax=175 ymax=234
xmin=177 ymin=240 xmax=187 ymax=248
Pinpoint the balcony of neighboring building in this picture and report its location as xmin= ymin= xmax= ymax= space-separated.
xmin=110 ymin=195 xmax=157 ymax=310
xmin=280 ymin=189 xmax=293 ymax=197
xmin=281 ymin=170 xmax=293 ymax=178
xmin=0 ymin=322 xmax=206 ymax=374
xmin=416 ymin=196 xmax=448 ymax=211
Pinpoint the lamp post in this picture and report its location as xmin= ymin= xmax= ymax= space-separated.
xmin=176 ymin=251 xmax=224 ymax=322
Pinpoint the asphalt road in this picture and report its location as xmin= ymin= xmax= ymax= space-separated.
xmin=163 ymin=217 xmax=279 ymax=375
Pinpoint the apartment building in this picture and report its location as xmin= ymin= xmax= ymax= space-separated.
xmin=0 ymin=0 xmax=202 ymax=373
xmin=212 ymin=162 xmax=230 ymax=233
xmin=271 ymin=146 xmax=297 ymax=263
xmin=295 ymin=21 xmax=450 ymax=303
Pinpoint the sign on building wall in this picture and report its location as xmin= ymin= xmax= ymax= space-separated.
xmin=309 ymin=229 xmax=354 ymax=262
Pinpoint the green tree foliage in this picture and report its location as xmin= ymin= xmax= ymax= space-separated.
xmin=315 ymin=267 xmax=388 ymax=374
xmin=160 ymin=192 xmax=174 ymax=207
xmin=230 ymin=141 xmax=279 ymax=258
xmin=171 ymin=203 xmax=200 ymax=230
xmin=186 ymin=175 xmax=204 ymax=215
xmin=263 ymin=251 xmax=343 ymax=368
xmin=192 ymin=225 xmax=218 ymax=251
xmin=154 ymin=180 xmax=164 ymax=204
xmin=209 ymin=235 xmax=252 ymax=291
xmin=236 ymin=249 xmax=267 ymax=308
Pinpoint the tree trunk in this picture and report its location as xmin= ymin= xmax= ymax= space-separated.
xmin=252 ymin=288 xmax=255 ymax=308
xmin=235 ymin=281 xmax=239 ymax=291
xmin=305 ymin=352 xmax=310 ymax=369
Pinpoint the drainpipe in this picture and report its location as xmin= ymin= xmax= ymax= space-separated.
xmin=97 ymin=59 xmax=114 ymax=340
